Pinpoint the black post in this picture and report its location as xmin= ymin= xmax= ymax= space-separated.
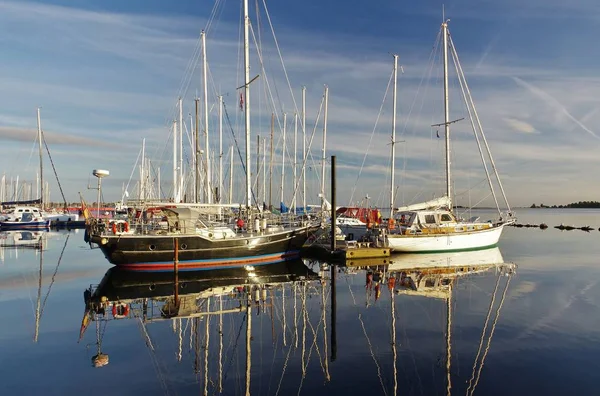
xmin=331 ymin=155 xmax=336 ymax=252
xmin=330 ymin=155 xmax=337 ymax=362
xmin=331 ymin=262 xmax=337 ymax=361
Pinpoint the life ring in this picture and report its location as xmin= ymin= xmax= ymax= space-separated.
xmin=111 ymin=303 xmax=129 ymax=319
xmin=112 ymin=221 xmax=129 ymax=235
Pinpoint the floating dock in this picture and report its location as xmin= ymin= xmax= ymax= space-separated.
xmin=301 ymin=241 xmax=390 ymax=264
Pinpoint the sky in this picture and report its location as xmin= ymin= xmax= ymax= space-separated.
xmin=1 ymin=0 xmax=600 ymax=209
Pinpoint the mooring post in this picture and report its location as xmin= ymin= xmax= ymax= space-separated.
xmin=330 ymin=155 xmax=337 ymax=362
xmin=331 ymin=155 xmax=336 ymax=252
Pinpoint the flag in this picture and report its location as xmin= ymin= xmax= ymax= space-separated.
xmin=80 ymin=194 xmax=92 ymax=223
xmin=239 ymin=93 xmax=244 ymax=111
xmin=436 ymin=130 xmax=440 ymax=138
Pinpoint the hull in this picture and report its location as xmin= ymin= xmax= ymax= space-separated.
xmin=0 ymin=220 xmax=50 ymax=230
xmin=89 ymin=259 xmax=319 ymax=302
xmin=91 ymin=225 xmax=317 ymax=272
xmin=387 ymin=223 xmax=505 ymax=253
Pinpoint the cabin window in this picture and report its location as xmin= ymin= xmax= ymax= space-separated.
xmin=441 ymin=214 xmax=452 ymax=222
xmin=17 ymin=209 xmax=23 ymax=213
xmin=424 ymin=215 xmax=436 ymax=224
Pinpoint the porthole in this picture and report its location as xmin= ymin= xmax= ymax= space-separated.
xmin=149 ymin=284 xmax=156 ymax=291
xmin=181 ymin=243 xmax=188 ymax=250
xmin=149 ymin=244 xmax=156 ymax=251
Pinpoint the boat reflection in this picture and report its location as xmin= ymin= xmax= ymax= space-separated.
xmin=0 ymin=230 xmax=45 ymax=261
xmin=344 ymin=246 xmax=516 ymax=396
xmin=79 ymin=258 xmax=329 ymax=392
xmin=79 ymin=248 xmax=516 ymax=395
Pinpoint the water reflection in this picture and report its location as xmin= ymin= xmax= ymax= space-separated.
xmin=344 ymin=247 xmax=515 ymax=395
xmin=78 ymin=248 xmax=516 ymax=395
xmin=0 ymin=230 xmax=45 ymax=261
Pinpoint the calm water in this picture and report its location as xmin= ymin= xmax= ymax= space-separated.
xmin=1 ymin=208 xmax=600 ymax=395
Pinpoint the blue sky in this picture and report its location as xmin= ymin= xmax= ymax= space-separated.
xmin=1 ymin=0 xmax=599 ymax=209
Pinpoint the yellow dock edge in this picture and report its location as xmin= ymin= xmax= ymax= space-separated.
xmin=344 ymin=247 xmax=390 ymax=259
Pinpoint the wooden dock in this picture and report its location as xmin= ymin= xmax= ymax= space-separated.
xmin=301 ymin=241 xmax=390 ymax=264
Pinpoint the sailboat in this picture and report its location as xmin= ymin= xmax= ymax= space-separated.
xmin=386 ymin=20 xmax=514 ymax=253
xmin=85 ymin=0 xmax=318 ymax=271
xmin=0 ymin=109 xmax=78 ymax=229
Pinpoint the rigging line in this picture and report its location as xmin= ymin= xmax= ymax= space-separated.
xmin=469 ymin=274 xmax=512 ymax=396
xmin=345 ymin=276 xmax=388 ymax=396
xmin=398 ymin=298 xmax=425 ymax=396
xmin=220 ymin=310 xmax=248 ymax=387
xmin=39 ymin=234 xmax=70 ymax=316
xmin=260 ymin=0 xmax=305 ymax=132
xmin=466 ymin=273 xmax=502 ymax=395
xmin=449 ymin=34 xmax=512 ymax=213
xmin=222 ymin=101 xmax=260 ymax=206
xmin=348 ymin=69 xmax=394 ymax=205
xmin=135 ymin=317 xmax=171 ymax=396
xmin=274 ymin=332 xmax=295 ymax=396
xmin=399 ymin=30 xmax=442 ymax=204
xmin=249 ymin=20 xmax=285 ymax=133
xmin=449 ymin=40 xmax=501 ymax=216
xmin=41 ymin=134 xmax=67 ymax=209
xmin=289 ymin=94 xmax=325 ymax=204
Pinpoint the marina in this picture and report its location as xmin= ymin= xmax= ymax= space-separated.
xmin=2 ymin=1 xmax=600 ymax=395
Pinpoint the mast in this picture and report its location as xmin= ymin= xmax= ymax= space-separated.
xmin=195 ymin=98 xmax=200 ymax=203
xmin=269 ymin=113 xmax=274 ymax=209
xmin=243 ymin=0 xmax=252 ymax=209
xmin=256 ymin=135 xmax=261 ymax=202
xmin=301 ymin=86 xmax=306 ymax=214
xmin=202 ymin=30 xmax=212 ymax=204
xmin=34 ymin=241 xmax=43 ymax=342
xmin=37 ymin=108 xmax=43 ymax=209
xmin=320 ymin=85 xmax=329 ymax=207
xmin=293 ymin=113 xmax=298 ymax=213
xmin=179 ymin=98 xmax=184 ymax=202
xmin=262 ymin=138 xmax=266 ymax=205
xmin=140 ymin=138 xmax=145 ymax=201
xmin=442 ymin=20 xmax=452 ymax=206
xmin=218 ymin=95 xmax=224 ymax=204
xmin=281 ymin=113 xmax=287 ymax=206
xmin=229 ymin=145 xmax=234 ymax=204
xmin=245 ymin=301 xmax=252 ymax=396
xmin=390 ymin=55 xmax=398 ymax=216
xmin=173 ymin=120 xmax=178 ymax=202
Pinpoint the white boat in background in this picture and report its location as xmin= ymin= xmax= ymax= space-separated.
xmin=386 ymin=20 xmax=514 ymax=253
xmin=0 ymin=206 xmax=50 ymax=229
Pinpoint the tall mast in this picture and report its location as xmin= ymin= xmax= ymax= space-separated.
xmin=173 ymin=120 xmax=178 ymax=202
xmin=262 ymin=138 xmax=266 ymax=205
xmin=269 ymin=113 xmax=274 ymax=209
xmin=195 ymin=98 xmax=200 ymax=203
xmin=218 ymin=95 xmax=223 ymax=204
xmin=243 ymin=0 xmax=252 ymax=208
xmin=229 ymin=145 xmax=234 ymax=204
xmin=442 ymin=20 xmax=452 ymax=206
xmin=292 ymin=113 xmax=298 ymax=213
xmin=390 ymin=54 xmax=398 ymax=217
xmin=256 ymin=135 xmax=261 ymax=202
xmin=140 ymin=138 xmax=146 ymax=201
xmin=202 ymin=31 xmax=212 ymax=204
xmin=320 ymin=85 xmax=329 ymax=206
xmin=178 ymin=98 xmax=184 ymax=202
xmin=301 ymin=86 xmax=306 ymax=213
xmin=281 ymin=113 xmax=287 ymax=206
xmin=36 ymin=108 xmax=43 ymax=209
